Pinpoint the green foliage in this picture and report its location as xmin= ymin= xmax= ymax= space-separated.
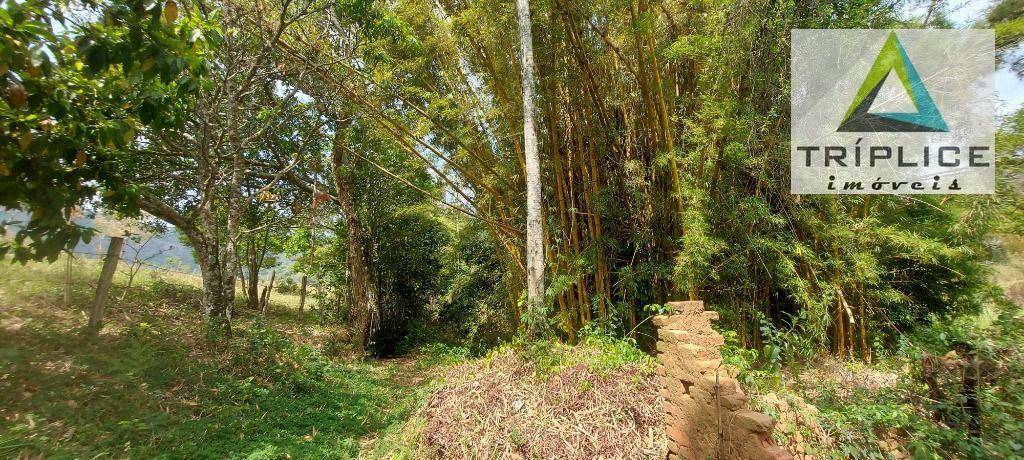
xmin=0 ymin=260 xmax=452 ymax=458
xmin=2 ymin=0 xmax=1021 ymax=456
xmin=995 ymin=108 xmax=1024 ymax=236
xmin=914 ymin=306 xmax=1024 ymax=458
xmin=417 ymin=342 xmax=472 ymax=364
xmin=429 ymin=220 xmax=516 ymax=352
xmin=0 ymin=0 xmax=211 ymax=261
xmin=657 ymin=0 xmax=1002 ymax=355
xmin=720 ymin=329 xmax=780 ymax=392
xmin=791 ymin=300 xmax=1024 ymax=460
xmin=574 ymin=324 xmax=656 ymax=372
xmin=824 ymin=397 xmax=925 ymax=459
xmin=276 ymin=276 xmax=298 ymax=294
xmin=990 ymin=0 xmax=1024 ymax=76
xmin=515 ymin=325 xmax=655 ymax=379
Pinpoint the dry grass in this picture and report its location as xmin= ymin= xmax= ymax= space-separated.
xmin=793 ymin=359 xmax=900 ymax=400
xmin=0 ymin=255 xmax=345 ymax=356
xmin=417 ymin=346 xmax=664 ymax=459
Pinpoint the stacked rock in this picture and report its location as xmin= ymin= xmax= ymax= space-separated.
xmin=654 ymin=300 xmax=792 ymax=460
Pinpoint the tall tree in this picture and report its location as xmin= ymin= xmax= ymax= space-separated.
xmin=1 ymin=0 xmax=323 ymax=333
xmin=329 ymin=119 xmax=381 ymax=350
xmin=516 ymin=0 xmax=545 ymax=335
xmin=131 ymin=0 xmax=315 ymax=332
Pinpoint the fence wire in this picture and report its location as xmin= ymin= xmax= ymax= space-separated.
xmin=6 ymin=240 xmax=327 ymax=314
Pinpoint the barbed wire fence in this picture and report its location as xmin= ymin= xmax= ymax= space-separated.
xmin=3 ymin=233 xmax=344 ymax=329
xmin=5 ymin=234 xmax=330 ymax=328
xmin=69 ymin=250 xmax=203 ymax=278
xmin=2 ymin=249 xmax=199 ymax=287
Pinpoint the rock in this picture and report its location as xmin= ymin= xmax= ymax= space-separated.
xmin=719 ymin=392 xmax=748 ymax=410
xmin=666 ymin=300 xmax=705 ymax=314
xmin=698 ymin=375 xmax=743 ymax=396
xmin=666 ymin=424 xmax=690 ymax=447
xmin=681 ymin=357 xmax=722 ymax=378
xmin=733 ymin=410 xmax=774 ymax=433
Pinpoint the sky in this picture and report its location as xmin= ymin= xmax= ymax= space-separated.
xmin=943 ymin=0 xmax=1024 ymax=116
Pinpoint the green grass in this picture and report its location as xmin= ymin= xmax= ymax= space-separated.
xmin=0 ymin=257 xmax=454 ymax=459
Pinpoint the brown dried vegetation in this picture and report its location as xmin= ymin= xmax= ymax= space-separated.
xmin=418 ymin=347 xmax=664 ymax=459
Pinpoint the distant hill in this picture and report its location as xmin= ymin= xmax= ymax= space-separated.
xmin=1 ymin=208 xmax=299 ymax=281
xmin=1 ymin=208 xmax=200 ymax=274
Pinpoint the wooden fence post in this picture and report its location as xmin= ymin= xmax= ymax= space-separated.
xmin=260 ymin=270 xmax=276 ymax=314
xmin=88 ymin=237 xmax=125 ymax=330
xmin=299 ymin=275 xmax=308 ymax=313
xmin=64 ymin=250 xmax=73 ymax=306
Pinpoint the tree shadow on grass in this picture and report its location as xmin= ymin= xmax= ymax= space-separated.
xmin=0 ymin=309 xmax=425 ymax=459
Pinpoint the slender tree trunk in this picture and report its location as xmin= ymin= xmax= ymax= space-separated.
xmin=299 ymin=275 xmax=308 ymax=313
xmin=964 ymin=353 xmax=981 ymax=436
xmin=836 ymin=296 xmax=846 ymax=358
xmin=247 ymin=243 xmax=260 ymax=310
xmin=120 ymin=262 xmax=140 ymax=301
xmin=923 ymin=0 xmax=939 ymax=27
xmin=516 ymin=0 xmax=545 ymax=335
xmin=88 ymin=237 xmax=125 ymax=331
xmin=238 ymin=264 xmax=248 ymax=303
xmin=260 ymin=270 xmax=276 ymax=313
xmin=859 ymin=294 xmax=871 ymax=363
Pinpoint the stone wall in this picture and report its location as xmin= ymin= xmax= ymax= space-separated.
xmin=654 ymin=300 xmax=791 ymax=460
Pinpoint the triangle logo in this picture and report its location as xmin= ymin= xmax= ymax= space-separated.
xmin=837 ymin=32 xmax=949 ymax=132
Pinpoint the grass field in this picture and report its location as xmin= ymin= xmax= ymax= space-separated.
xmin=0 ymin=257 xmax=456 ymax=459
xmin=2 ymin=236 xmax=1022 ymax=459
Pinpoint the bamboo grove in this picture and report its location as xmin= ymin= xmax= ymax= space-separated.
xmin=280 ymin=0 xmax=991 ymax=354
xmin=2 ymin=0 xmax=1008 ymax=356
xmin=231 ymin=0 xmax=997 ymax=357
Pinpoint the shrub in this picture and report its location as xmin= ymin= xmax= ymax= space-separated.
xmin=276 ymin=276 xmax=298 ymax=294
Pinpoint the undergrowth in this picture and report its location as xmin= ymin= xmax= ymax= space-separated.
xmin=515 ymin=324 xmax=656 ymax=378
xmin=738 ymin=301 xmax=1024 ymax=460
xmin=0 ymin=258 xmax=454 ymax=459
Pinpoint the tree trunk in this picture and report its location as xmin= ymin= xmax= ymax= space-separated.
xmin=964 ymin=354 xmax=982 ymax=437
xmin=138 ymin=194 xmax=234 ymax=334
xmin=120 ymin=262 xmax=140 ymax=301
xmin=516 ymin=0 xmax=545 ymax=335
xmin=196 ymin=244 xmax=235 ymax=333
xmin=331 ymin=125 xmax=381 ymax=351
xmin=246 ymin=242 xmax=260 ymax=310
xmin=238 ymin=264 xmax=248 ymax=302
xmin=222 ymin=15 xmax=243 ymax=332
xmin=260 ymin=270 xmax=276 ymax=313
xmin=88 ymin=237 xmax=124 ymax=331
xmin=299 ymin=275 xmax=308 ymax=313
